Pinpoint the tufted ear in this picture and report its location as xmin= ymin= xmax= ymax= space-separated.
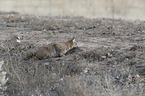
xmin=71 ymin=37 xmax=75 ymax=42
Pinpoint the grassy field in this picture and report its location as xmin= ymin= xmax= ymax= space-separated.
xmin=0 ymin=12 xmax=144 ymax=96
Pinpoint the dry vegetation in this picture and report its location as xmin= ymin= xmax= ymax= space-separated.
xmin=0 ymin=12 xmax=145 ymax=96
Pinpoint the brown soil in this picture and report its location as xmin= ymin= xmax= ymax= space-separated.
xmin=0 ymin=12 xmax=145 ymax=96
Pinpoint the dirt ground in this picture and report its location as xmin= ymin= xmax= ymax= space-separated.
xmin=0 ymin=12 xmax=145 ymax=96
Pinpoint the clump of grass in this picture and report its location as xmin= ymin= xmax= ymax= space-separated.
xmin=0 ymin=60 xmax=8 ymax=95
xmin=64 ymin=65 xmax=144 ymax=96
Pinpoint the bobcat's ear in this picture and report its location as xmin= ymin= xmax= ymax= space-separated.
xmin=72 ymin=37 xmax=75 ymax=42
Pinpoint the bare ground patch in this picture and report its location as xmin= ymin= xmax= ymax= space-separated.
xmin=0 ymin=13 xmax=145 ymax=96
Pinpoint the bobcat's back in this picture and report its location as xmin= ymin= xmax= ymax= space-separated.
xmin=35 ymin=37 xmax=77 ymax=60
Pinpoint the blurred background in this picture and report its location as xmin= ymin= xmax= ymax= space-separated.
xmin=0 ymin=0 xmax=145 ymax=20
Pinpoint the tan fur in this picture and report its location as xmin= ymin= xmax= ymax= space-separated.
xmin=34 ymin=37 xmax=76 ymax=60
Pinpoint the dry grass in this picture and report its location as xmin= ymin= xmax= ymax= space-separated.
xmin=0 ymin=13 xmax=144 ymax=96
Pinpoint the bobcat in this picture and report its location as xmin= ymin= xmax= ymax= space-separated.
xmin=26 ymin=37 xmax=77 ymax=60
